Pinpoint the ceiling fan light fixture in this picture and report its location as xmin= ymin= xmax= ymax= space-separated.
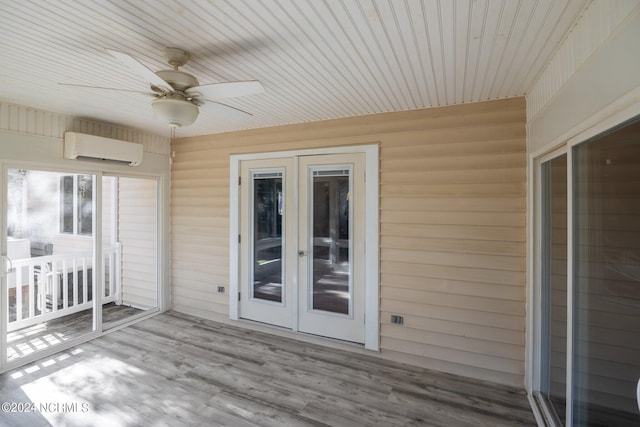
xmin=151 ymin=97 xmax=199 ymax=128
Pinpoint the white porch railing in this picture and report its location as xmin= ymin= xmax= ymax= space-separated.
xmin=7 ymin=243 xmax=121 ymax=332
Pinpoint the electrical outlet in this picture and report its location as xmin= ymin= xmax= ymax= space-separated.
xmin=390 ymin=315 xmax=404 ymax=325
xmin=217 ymin=286 xmax=225 ymax=293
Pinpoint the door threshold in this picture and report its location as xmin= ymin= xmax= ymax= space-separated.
xmin=235 ymin=317 xmax=371 ymax=354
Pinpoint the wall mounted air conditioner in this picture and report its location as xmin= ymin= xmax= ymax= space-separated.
xmin=63 ymin=132 xmax=143 ymax=166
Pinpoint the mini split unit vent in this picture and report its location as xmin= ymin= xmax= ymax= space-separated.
xmin=63 ymin=132 xmax=143 ymax=166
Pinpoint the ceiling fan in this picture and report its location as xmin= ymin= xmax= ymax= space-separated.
xmin=62 ymin=47 xmax=265 ymax=128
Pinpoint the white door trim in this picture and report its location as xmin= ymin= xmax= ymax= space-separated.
xmin=229 ymin=144 xmax=379 ymax=351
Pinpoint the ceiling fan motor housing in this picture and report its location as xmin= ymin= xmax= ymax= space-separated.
xmin=155 ymin=69 xmax=199 ymax=92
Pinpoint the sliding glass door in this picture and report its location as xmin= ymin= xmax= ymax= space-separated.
xmin=536 ymin=117 xmax=640 ymax=426
xmin=572 ymin=122 xmax=640 ymax=426
xmin=3 ymin=168 xmax=96 ymax=363
xmin=1 ymin=166 xmax=161 ymax=369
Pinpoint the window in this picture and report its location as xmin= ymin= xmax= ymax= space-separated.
xmin=60 ymin=174 xmax=93 ymax=236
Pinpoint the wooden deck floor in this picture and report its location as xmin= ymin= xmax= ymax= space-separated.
xmin=0 ymin=311 xmax=536 ymax=426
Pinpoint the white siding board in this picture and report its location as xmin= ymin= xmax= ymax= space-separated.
xmin=382 ymin=275 xmax=525 ymax=300
xmin=381 ymin=236 xmax=525 ymax=257
xmin=381 ymin=287 xmax=524 ymax=316
xmin=381 ymin=261 xmax=525 ymax=287
xmin=382 ymin=248 xmax=525 ymax=272
xmin=381 ymin=348 xmax=523 ymax=387
xmin=381 ymin=325 xmax=524 ymax=361
xmin=380 ymin=336 xmax=523 ymax=375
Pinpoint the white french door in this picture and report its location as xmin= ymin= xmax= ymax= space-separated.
xmin=239 ymin=158 xmax=295 ymax=328
xmin=297 ymin=154 xmax=365 ymax=342
xmin=238 ymin=152 xmax=365 ymax=343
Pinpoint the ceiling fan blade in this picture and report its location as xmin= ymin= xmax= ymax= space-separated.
xmin=58 ymin=83 xmax=155 ymax=96
xmin=186 ymin=80 xmax=264 ymax=100
xmin=106 ymin=49 xmax=173 ymax=93
xmin=199 ymin=99 xmax=254 ymax=117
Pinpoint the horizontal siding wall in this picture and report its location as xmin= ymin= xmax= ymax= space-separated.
xmin=118 ymin=177 xmax=158 ymax=309
xmin=171 ymin=97 xmax=527 ymax=387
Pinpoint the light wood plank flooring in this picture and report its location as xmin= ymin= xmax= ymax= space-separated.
xmin=7 ymin=303 xmax=144 ymax=362
xmin=0 ymin=311 xmax=536 ymax=426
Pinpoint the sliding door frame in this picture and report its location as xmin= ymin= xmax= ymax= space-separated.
xmin=528 ymin=102 xmax=640 ymax=425
xmin=0 ymin=159 xmax=167 ymax=374
xmin=101 ymin=172 xmax=164 ymax=330
xmin=0 ymin=161 xmax=103 ymax=371
xmin=530 ymin=146 xmax=571 ymax=426
xmin=229 ymin=144 xmax=379 ymax=351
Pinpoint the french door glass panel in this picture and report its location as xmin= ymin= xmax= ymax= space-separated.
xmin=252 ymin=172 xmax=283 ymax=303
xmin=540 ymin=154 xmax=568 ymax=424
xmin=5 ymin=169 xmax=96 ymax=362
xmin=572 ymin=120 xmax=640 ymax=427
xmin=311 ymin=169 xmax=351 ymax=315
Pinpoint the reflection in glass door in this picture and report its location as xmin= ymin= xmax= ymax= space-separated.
xmin=252 ymin=172 xmax=284 ymax=303
xmin=310 ymin=170 xmax=351 ymax=315
xmin=535 ymin=117 xmax=640 ymax=426
xmin=101 ymin=176 xmax=159 ymax=328
xmin=572 ymin=120 xmax=640 ymax=426
xmin=4 ymin=168 xmax=96 ymax=362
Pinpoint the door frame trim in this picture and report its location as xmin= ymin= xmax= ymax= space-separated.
xmin=229 ymin=144 xmax=379 ymax=351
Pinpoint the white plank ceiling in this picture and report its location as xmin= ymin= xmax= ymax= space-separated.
xmin=0 ymin=0 xmax=589 ymax=138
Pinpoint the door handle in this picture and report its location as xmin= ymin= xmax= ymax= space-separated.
xmin=637 ymin=377 xmax=640 ymax=413
xmin=298 ymin=250 xmax=307 ymax=257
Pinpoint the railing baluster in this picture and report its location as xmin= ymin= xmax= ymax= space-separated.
xmin=28 ymin=264 xmax=35 ymax=319
xmin=39 ymin=260 xmax=46 ymax=314
xmin=110 ymin=250 xmax=115 ymax=297
xmin=51 ymin=260 xmax=58 ymax=313
xmin=116 ymin=243 xmax=121 ymax=303
xmin=72 ymin=258 xmax=78 ymax=307
xmin=15 ymin=264 xmax=23 ymax=322
xmin=62 ymin=259 xmax=68 ymax=310
xmin=82 ymin=258 xmax=88 ymax=304
xmin=102 ymin=253 xmax=108 ymax=298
